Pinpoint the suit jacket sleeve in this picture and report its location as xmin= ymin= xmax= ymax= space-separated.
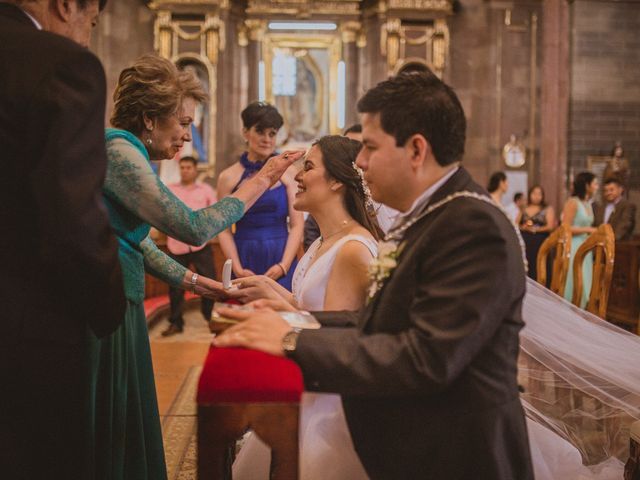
xmin=293 ymin=205 xmax=524 ymax=396
xmin=593 ymin=204 xmax=603 ymax=227
xmin=28 ymin=49 xmax=125 ymax=337
xmin=614 ymin=202 xmax=636 ymax=241
xmin=312 ymin=311 xmax=360 ymax=328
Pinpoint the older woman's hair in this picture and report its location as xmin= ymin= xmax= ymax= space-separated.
xmin=110 ymin=55 xmax=207 ymax=134
xmin=314 ymin=135 xmax=383 ymax=240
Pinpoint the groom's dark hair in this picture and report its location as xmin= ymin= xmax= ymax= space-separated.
xmin=357 ymin=70 xmax=466 ymax=167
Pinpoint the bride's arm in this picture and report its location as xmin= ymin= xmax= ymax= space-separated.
xmin=323 ymin=240 xmax=374 ymax=311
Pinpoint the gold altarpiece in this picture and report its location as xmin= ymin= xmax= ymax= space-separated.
xmin=146 ymin=0 xmax=453 ymax=173
xmin=147 ymin=0 xmax=228 ymax=174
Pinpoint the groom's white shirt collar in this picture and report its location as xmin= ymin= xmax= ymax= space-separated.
xmin=390 ymin=166 xmax=459 ymax=231
xmin=20 ymin=8 xmax=42 ymax=30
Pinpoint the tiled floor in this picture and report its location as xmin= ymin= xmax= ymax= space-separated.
xmin=150 ymin=307 xmax=212 ymax=479
xmin=150 ymin=306 xmax=212 ymax=416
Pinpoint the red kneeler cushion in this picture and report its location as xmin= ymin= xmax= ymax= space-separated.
xmin=197 ymin=346 xmax=304 ymax=404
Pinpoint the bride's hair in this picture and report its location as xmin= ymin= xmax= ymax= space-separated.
xmin=314 ymin=135 xmax=384 ymax=240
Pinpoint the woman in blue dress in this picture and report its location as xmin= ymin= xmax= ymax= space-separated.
xmin=217 ymin=102 xmax=304 ymax=290
xmin=562 ymin=171 xmax=598 ymax=307
xmin=92 ymin=55 xmax=301 ymax=479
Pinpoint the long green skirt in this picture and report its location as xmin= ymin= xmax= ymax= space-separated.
xmin=86 ymin=300 xmax=167 ymax=480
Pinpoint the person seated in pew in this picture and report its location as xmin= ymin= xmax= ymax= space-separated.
xmin=593 ymin=177 xmax=636 ymax=241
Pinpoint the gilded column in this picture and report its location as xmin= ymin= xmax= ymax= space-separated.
xmin=341 ymin=21 xmax=362 ymax=127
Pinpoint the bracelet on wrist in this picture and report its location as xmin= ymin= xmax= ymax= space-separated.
xmin=277 ymin=262 xmax=288 ymax=276
xmin=190 ymin=272 xmax=199 ymax=293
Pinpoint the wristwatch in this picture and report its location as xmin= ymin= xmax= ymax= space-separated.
xmin=282 ymin=327 xmax=302 ymax=356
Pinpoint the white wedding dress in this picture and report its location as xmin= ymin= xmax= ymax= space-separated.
xmin=234 ymin=237 xmax=638 ymax=480
xmin=232 ymin=234 xmax=378 ymax=480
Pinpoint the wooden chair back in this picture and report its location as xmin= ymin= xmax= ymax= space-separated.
xmin=572 ymin=224 xmax=615 ymax=317
xmin=536 ymin=225 xmax=572 ymax=296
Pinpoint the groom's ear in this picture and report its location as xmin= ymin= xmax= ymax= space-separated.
xmin=406 ymin=134 xmax=430 ymax=170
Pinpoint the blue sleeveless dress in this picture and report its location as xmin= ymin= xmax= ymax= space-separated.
xmin=232 ymin=153 xmax=297 ymax=289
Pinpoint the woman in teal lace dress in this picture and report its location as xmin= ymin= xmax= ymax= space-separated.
xmin=563 ymin=172 xmax=598 ymax=307
xmin=90 ymin=55 xmax=302 ymax=479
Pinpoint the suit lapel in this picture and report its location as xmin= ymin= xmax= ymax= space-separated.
xmin=359 ymin=167 xmax=482 ymax=328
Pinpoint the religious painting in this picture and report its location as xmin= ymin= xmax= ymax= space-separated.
xmin=263 ymin=34 xmax=341 ymax=149
xmin=273 ymin=48 xmax=326 ymax=144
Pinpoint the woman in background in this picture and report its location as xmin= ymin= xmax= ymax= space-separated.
xmin=517 ymin=185 xmax=556 ymax=280
xmin=562 ymin=172 xmax=598 ymax=306
xmin=217 ymin=102 xmax=304 ymax=289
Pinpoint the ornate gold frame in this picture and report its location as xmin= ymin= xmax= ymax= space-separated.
xmin=151 ymin=9 xmax=224 ymax=174
xmin=262 ymin=33 xmax=343 ymax=135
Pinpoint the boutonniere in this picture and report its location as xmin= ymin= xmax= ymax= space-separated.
xmin=367 ymin=240 xmax=405 ymax=301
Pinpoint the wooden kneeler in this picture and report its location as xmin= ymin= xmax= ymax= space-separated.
xmin=197 ymin=347 xmax=304 ymax=480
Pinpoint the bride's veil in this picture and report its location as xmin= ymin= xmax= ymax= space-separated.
xmin=519 ymin=278 xmax=640 ymax=466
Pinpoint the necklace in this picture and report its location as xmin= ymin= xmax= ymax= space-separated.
xmin=385 ymin=191 xmax=528 ymax=272
xmin=319 ymin=220 xmax=353 ymax=247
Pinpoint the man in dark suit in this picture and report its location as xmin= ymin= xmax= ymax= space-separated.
xmin=0 ymin=1 xmax=125 ymax=477
xmin=594 ymin=177 xmax=636 ymax=241
xmin=215 ymin=73 xmax=533 ymax=479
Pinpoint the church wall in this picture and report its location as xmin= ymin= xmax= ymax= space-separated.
xmin=568 ymin=0 xmax=640 ymax=187
xmin=91 ymin=0 xmax=155 ymax=126
xmin=449 ymin=1 xmax=542 ymax=191
xmin=216 ymin=5 xmax=249 ymax=174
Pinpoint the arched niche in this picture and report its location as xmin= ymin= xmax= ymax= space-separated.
xmin=173 ymin=54 xmax=217 ymax=174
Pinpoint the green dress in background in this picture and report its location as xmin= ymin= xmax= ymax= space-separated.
xmin=563 ymin=197 xmax=594 ymax=307
xmin=87 ymin=128 xmax=244 ymax=479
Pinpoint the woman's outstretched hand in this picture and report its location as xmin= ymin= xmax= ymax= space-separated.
xmin=196 ymin=275 xmax=228 ymax=301
xmin=257 ymin=150 xmax=305 ymax=186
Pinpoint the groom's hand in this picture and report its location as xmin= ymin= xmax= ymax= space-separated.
xmin=212 ymin=307 xmax=291 ymax=357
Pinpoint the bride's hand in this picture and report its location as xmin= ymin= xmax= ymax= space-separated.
xmin=256 ymin=150 xmax=305 ymax=186
xmin=225 ymin=275 xmax=282 ymax=304
xmin=246 ymin=297 xmax=297 ymax=312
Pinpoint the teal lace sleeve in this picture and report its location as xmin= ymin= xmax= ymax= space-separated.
xmin=140 ymin=236 xmax=186 ymax=288
xmin=104 ymin=137 xmax=244 ymax=245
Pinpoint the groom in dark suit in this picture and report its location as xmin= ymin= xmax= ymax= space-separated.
xmin=0 ymin=1 xmax=125 ymax=478
xmin=215 ymin=72 xmax=533 ymax=479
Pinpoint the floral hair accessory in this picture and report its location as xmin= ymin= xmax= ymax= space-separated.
xmin=352 ymin=161 xmax=376 ymax=216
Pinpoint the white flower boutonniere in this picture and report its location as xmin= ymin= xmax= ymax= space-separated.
xmin=368 ymin=240 xmax=405 ymax=301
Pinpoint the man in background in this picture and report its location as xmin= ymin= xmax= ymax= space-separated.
xmin=505 ymin=192 xmax=526 ymax=224
xmin=162 ymin=156 xmax=218 ymax=336
xmin=0 ymin=1 xmax=125 ymax=477
xmin=594 ymin=177 xmax=636 ymax=241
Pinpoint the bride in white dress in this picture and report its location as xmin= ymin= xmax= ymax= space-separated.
xmin=230 ymin=135 xmax=382 ymax=480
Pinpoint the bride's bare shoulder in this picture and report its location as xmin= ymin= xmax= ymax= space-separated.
xmin=334 ymin=229 xmax=377 ymax=267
